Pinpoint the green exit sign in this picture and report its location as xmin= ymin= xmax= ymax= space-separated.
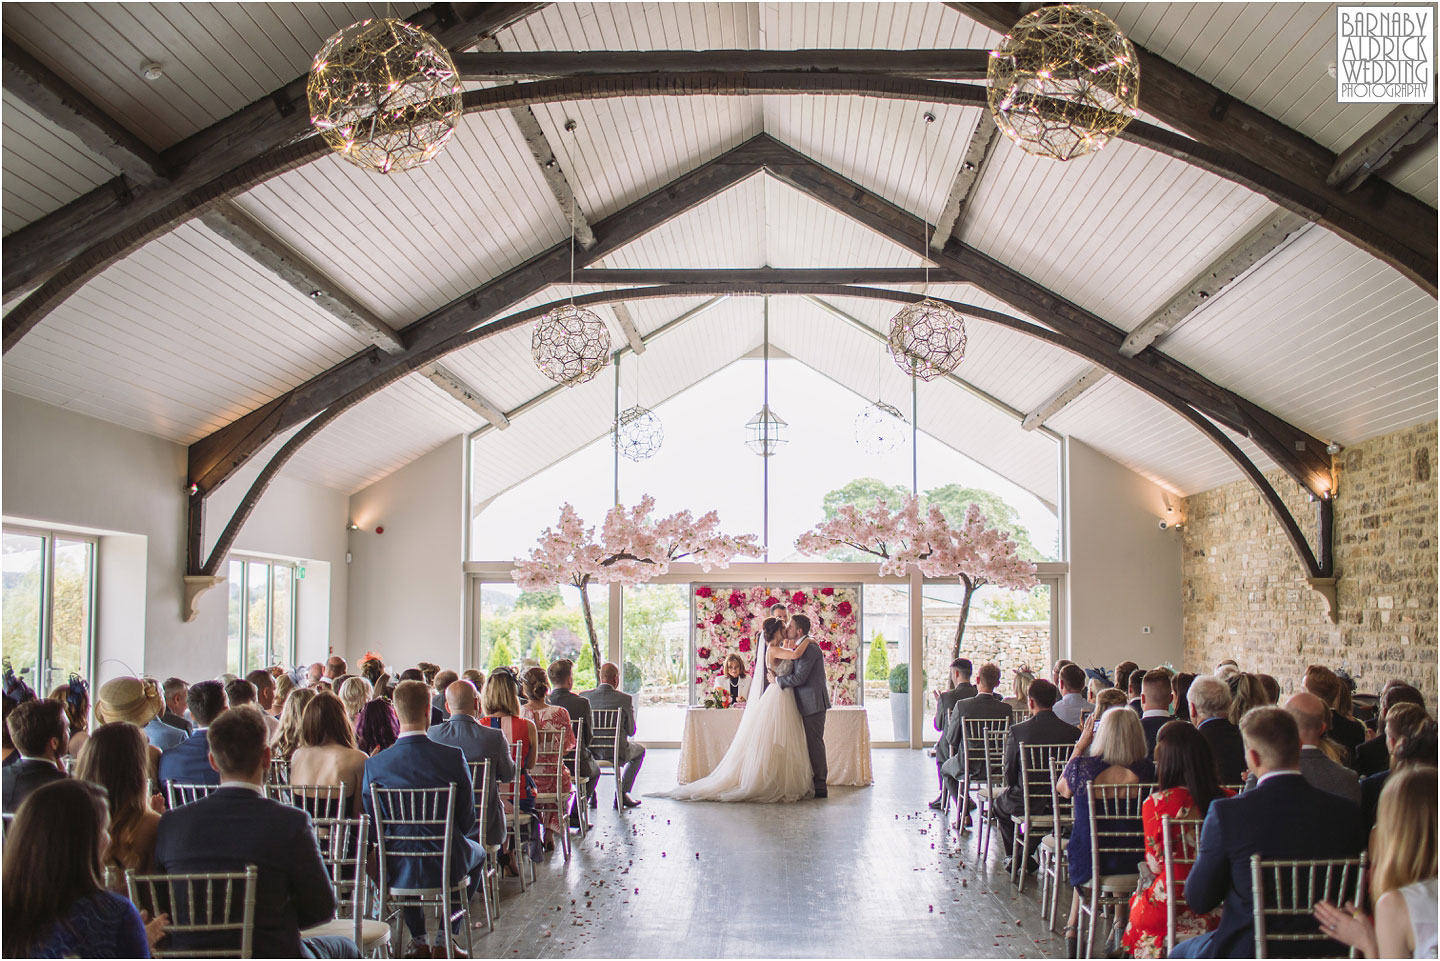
xmin=297 ymin=566 xmax=306 ymax=580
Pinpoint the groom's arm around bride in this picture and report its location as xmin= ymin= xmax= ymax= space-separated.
xmin=775 ymin=616 xmax=830 ymax=797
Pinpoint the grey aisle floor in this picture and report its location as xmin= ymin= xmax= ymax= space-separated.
xmin=475 ymin=748 xmax=1064 ymax=959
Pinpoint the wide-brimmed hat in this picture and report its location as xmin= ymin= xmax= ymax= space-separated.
xmin=94 ymin=676 xmax=163 ymax=726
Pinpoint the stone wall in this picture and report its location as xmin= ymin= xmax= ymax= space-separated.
xmin=1182 ymin=420 xmax=1437 ymax=701
xmin=921 ymin=619 xmax=1050 ymax=697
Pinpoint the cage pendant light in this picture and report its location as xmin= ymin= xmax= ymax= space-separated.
xmin=614 ymin=353 xmax=663 ymax=461
xmin=746 ymin=300 xmax=787 ymax=457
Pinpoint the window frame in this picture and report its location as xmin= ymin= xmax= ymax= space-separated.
xmin=1 ymin=524 xmax=98 ymax=694
xmin=226 ymin=554 xmax=300 ymax=675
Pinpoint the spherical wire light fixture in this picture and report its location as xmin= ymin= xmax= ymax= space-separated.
xmin=308 ymin=17 xmax=463 ymax=174
xmin=614 ymin=354 xmax=663 ymax=461
xmin=855 ymin=401 xmax=908 ymax=455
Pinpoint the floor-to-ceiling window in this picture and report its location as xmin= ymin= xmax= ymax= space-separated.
xmin=226 ymin=556 xmax=298 ymax=676
xmin=2 ymin=526 xmax=96 ymax=694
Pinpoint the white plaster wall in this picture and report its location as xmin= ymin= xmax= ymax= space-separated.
xmin=1064 ymin=437 xmax=1184 ymax=673
xmin=345 ymin=436 xmax=466 ymax=670
xmin=2 ymin=392 xmax=349 ymax=682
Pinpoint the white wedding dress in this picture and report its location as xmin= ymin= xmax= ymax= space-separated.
xmin=655 ymin=668 xmax=814 ymax=803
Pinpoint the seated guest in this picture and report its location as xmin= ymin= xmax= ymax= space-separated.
xmin=938 ymin=662 xmax=1010 ymax=820
xmin=547 ymin=658 xmax=600 ymax=815
xmin=1355 ymin=683 xmax=1425 ymax=777
xmin=1173 ymin=672 xmax=1197 ymax=722
xmin=1303 ymin=664 xmax=1366 ymax=758
xmin=428 ymin=679 xmax=513 ymax=847
xmin=1053 ymin=663 xmax=1089 ymax=727
xmin=583 ymin=662 xmax=645 ymax=809
xmin=159 ymin=678 xmax=192 ymax=734
xmin=1314 ymin=766 xmax=1437 ymax=959
xmin=432 ymin=670 xmax=459 ymax=718
xmin=1086 ymin=676 xmax=1107 ymax=704
xmin=223 ymin=678 xmax=263 ymax=722
xmin=337 ymin=675 xmax=372 ymax=722
xmin=462 ymin=668 xmax=484 ymax=689
xmin=2 ymin=780 xmax=165 ymax=958
xmin=1123 ymin=722 xmax=1234 ymax=959
xmin=271 ymin=687 xmax=315 ymax=759
xmin=273 ymin=674 xmax=295 ymax=715
xmin=1051 ymin=658 xmax=1077 ymax=686
xmin=1127 ymin=669 xmax=1145 ymax=715
xmin=714 ymin=654 xmax=753 ymax=706
xmin=1360 ymin=704 xmax=1435 ymax=830
xmin=1093 ymin=687 xmax=1128 ymax=720
xmin=1171 ymin=707 xmax=1364 ymax=958
xmin=157 ymin=679 xmax=226 ymax=792
xmin=398 ymin=668 xmax=446 ymax=726
xmin=417 ymin=662 xmax=440 ymax=688
xmin=75 ymin=722 xmax=162 ymax=881
xmin=1058 ymin=707 xmax=1155 ymax=954
xmin=1139 ymin=669 xmax=1176 ymax=755
xmin=1003 ymin=668 xmax=1035 ymax=713
xmin=519 ymin=668 xmax=576 ymax=849
xmin=355 ymin=698 xmax=400 ymax=756
xmin=480 ymin=670 xmax=537 ymax=823
xmin=993 ymin=678 xmax=1080 ymax=866
xmin=1243 ymin=693 xmax=1360 ymax=804
xmin=1255 ymin=673 xmax=1280 ymax=705
xmin=155 ymin=706 xmax=357 ymax=958
xmin=49 ymin=675 xmax=91 ymax=757
xmin=94 ymin=677 xmax=168 ymax=777
xmin=324 ymin=655 xmax=346 ymax=680
xmin=1188 ymin=675 xmax=1246 ymax=784
xmin=245 ymin=669 xmax=280 ymax=725
xmin=362 ymin=681 xmax=482 ymax=958
xmin=933 ymin=658 xmax=977 ymax=735
xmin=306 ymin=662 xmax=326 ymax=686
xmin=290 ymin=692 xmax=368 ymax=814
xmin=1113 ymin=661 xmax=1140 ymax=700
xmin=2 ymin=698 xmax=69 ymax=812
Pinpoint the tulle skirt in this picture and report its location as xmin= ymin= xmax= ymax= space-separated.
xmin=654 ymin=682 xmax=814 ymax=803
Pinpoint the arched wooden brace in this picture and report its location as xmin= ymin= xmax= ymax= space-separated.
xmin=6 ymin=68 xmax=1435 ymax=351
xmin=190 ymin=283 xmax=1335 ymax=605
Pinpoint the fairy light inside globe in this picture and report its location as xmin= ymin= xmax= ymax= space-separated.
xmin=987 ymin=4 xmax=1139 ymax=161
xmin=614 ymin=405 xmax=664 ymax=462
xmin=531 ymin=304 xmax=612 ymax=386
xmin=887 ymin=299 xmax=968 ymax=381
xmin=855 ymin=401 xmax=909 ymax=455
xmin=308 ymin=17 xmax=463 ymax=174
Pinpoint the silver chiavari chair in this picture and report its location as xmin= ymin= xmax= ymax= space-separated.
xmin=588 ymin=708 xmax=624 ymax=809
xmin=1076 ymin=782 xmax=1152 ymax=959
xmin=957 ymin=716 xmax=1010 ymax=835
xmin=285 ymin=783 xmax=348 ymax=824
xmin=1008 ymin=742 xmax=1075 ymax=889
xmin=1250 ymin=854 xmax=1367 ymax=959
xmin=506 ymin=741 xmax=537 ymax=889
xmin=1038 ymin=758 xmax=1075 ymax=932
xmin=1161 ymin=816 xmax=1206 ymax=956
xmin=532 ymin=727 xmax=574 ymax=860
xmin=299 ymin=815 xmax=392 ymax=957
xmin=977 ymin=728 xmax=1011 ymax=862
xmin=126 ymin=865 xmax=259 ymax=958
xmin=369 ymin=784 xmax=474 ymax=960
xmin=165 ymin=781 xmax=221 ymax=808
xmin=569 ymin=717 xmax=591 ymax=839
xmin=465 ymin=759 xmax=498 ymax=928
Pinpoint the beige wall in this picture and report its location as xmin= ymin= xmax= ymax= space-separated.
xmin=1182 ymin=420 xmax=1437 ymax=700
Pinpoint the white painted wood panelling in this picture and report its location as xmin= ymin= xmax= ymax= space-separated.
xmin=1384 ymin=140 xmax=1438 ymax=207
xmin=2 ymin=220 xmax=372 ymax=442
xmin=0 ymin=2 xmax=424 ymax=150
xmin=499 ymin=2 xmax=762 ymax=54
xmin=764 ymin=176 xmax=928 ymax=268
xmin=1 ymin=90 xmax=120 ymax=235
xmin=758 ymin=2 xmax=997 ymax=52
xmin=595 ymin=173 xmax=766 ymax=269
xmin=1156 ymin=226 xmax=1439 ymax=446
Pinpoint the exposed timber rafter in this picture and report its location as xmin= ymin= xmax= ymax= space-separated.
xmin=610 ymin=302 xmax=645 ymax=354
xmin=1021 ymin=368 xmax=1107 ymax=431
xmin=930 ymin=114 xmax=1000 ymax=249
xmin=452 ymin=48 xmax=992 ymax=79
xmin=1328 ymin=102 xmax=1438 ymax=192
xmin=575 ymin=268 xmax=961 ymax=285
xmin=198 ymin=200 xmax=404 ymax=353
xmin=1 ymin=37 xmax=169 ymax=186
xmin=420 ymin=362 xmax=510 ymax=428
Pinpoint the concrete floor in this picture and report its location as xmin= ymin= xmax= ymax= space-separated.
xmin=472 ymin=748 xmax=1064 ymax=959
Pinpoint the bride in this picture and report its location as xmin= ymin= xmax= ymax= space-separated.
xmin=655 ymin=617 xmax=815 ymax=803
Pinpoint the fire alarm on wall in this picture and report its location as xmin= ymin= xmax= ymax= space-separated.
xmin=375 ymin=526 xmax=384 ymax=534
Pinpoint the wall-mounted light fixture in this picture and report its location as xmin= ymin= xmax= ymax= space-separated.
xmin=347 ymin=522 xmax=360 ymax=531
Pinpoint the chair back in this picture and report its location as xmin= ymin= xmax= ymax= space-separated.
xmin=369 ymin=784 xmax=456 ymax=896
xmin=1250 ymin=854 xmax=1367 ymax=958
xmin=961 ymin=717 xmax=1010 ymax=783
xmin=466 ymin=759 xmax=491 ymax=841
xmin=286 ymin=783 xmax=348 ymax=824
xmin=590 ymin=707 xmax=623 ymax=763
xmin=267 ymin=757 xmax=290 ymax=788
xmin=1085 ymin=782 xmax=1151 ymax=881
xmin=166 ymin=781 xmax=220 ymax=808
xmin=1046 ymin=758 xmax=1074 ymax=837
xmin=1010 ymin=705 xmax=1027 ymax=726
xmin=1019 ymin=743 xmax=1074 ymax=820
xmin=1161 ymin=816 xmax=1206 ymax=956
xmin=317 ymin=816 xmax=370 ymax=949
xmin=1223 ymin=782 xmax=1247 ymax=795
xmin=126 ymin=865 xmax=259 ymax=958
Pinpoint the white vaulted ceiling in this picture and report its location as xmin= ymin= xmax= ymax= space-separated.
xmin=1 ymin=2 xmax=1435 ymax=505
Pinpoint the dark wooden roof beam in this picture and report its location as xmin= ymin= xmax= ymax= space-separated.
xmin=452 ymin=48 xmax=992 ymax=79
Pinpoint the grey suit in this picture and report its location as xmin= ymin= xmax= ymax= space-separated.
xmin=938 ymin=692 xmax=1012 ymax=790
xmin=426 ymin=714 xmax=515 ymax=846
xmin=777 ymin=641 xmax=830 ymax=795
xmin=934 ymin=682 xmax=978 ymax=739
xmin=548 ymin=688 xmax=600 ymax=786
xmin=581 ymin=683 xmax=645 ymax=796
xmin=1242 ymin=745 xmax=1361 ymax=806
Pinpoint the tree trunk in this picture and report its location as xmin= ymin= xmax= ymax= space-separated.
xmin=577 ymin=580 xmax=604 ymax=674
xmin=950 ymin=573 xmax=975 ymax=661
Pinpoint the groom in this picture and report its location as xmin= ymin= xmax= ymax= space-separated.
xmin=774 ymin=614 xmax=830 ymax=798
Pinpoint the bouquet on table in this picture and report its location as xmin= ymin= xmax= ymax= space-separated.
xmin=702 ymin=688 xmax=734 ymax=710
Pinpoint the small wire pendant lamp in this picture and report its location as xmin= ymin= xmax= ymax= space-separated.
xmin=614 ymin=353 xmax=663 ymax=462
xmin=746 ymin=299 xmax=787 ymax=457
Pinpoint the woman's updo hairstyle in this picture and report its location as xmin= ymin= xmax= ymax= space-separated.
xmin=522 ymin=667 xmax=549 ymax=702
xmin=762 ymin=617 xmax=785 ymax=643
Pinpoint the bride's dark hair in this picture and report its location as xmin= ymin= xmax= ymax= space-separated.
xmin=761 ymin=617 xmax=785 ymax=642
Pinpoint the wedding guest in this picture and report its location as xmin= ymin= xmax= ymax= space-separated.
xmin=245 ymin=669 xmax=279 ymax=718
xmin=1255 ymin=673 xmax=1280 ymax=705
xmin=1140 ymin=669 xmax=1175 ymax=756
xmin=94 ymin=677 xmax=167 ymax=779
xmin=1303 ymin=665 xmax=1366 ymax=757
xmin=224 ymin=679 xmax=278 ymax=739
xmin=1053 ymin=663 xmax=1089 ymax=726
xmin=547 ymin=659 xmax=599 ymax=818
xmin=583 ymin=662 xmax=645 ymax=809
xmin=417 ymin=662 xmax=440 ymax=688
xmin=1355 ymin=682 xmax=1425 ymax=776
xmin=937 ymin=662 xmax=1009 ymax=822
xmin=462 ymin=668 xmax=484 ymax=689
xmin=271 ymin=687 xmax=315 ymax=759
xmin=481 ymin=670 xmax=537 ymax=828
xmin=429 ymin=679 xmax=513 ymax=847
xmin=1086 ymin=676 xmax=1107 ymax=704
xmin=1314 ymin=766 xmax=1437 ymax=959
xmin=273 ymin=674 xmax=296 ymax=716
xmin=1003 ymin=668 xmax=1036 ymax=713
xmin=306 ymin=662 xmax=326 ymax=686
xmin=519 ymin=667 xmax=576 ymax=848
xmin=1242 ymin=693 xmax=1360 ymax=804
xmin=993 ymin=678 xmax=1079 ymax=866
xmin=432 ymin=669 xmax=459 ymax=718
xmin=2 ymin=697 xmax=68 ymax=812
xmin=398 ymin=669 xmax=445 ymax=725
xmin=355 ymin=698 xmax=400 ymax=756
xmin=715 ymin=654 xmax=752 ymax=707
xmin=1051 ymin=658 xmax=1077 ymax=686
xmin=2 ymin=780 xmax=166 ymax=958
xmin=1113 ymin=661 xmax=1140 ymax=700
xmin=1188 ymin=675 xmax=1246 ymax=784
xmin=1214 ymin=662 xmax=1240 ymax=687
xmin=1360 ymin=704 xmax=1435 ymax=830
xmin=1127 ymin=669 xmax=1145 ymax=715
xmin=75 ymin=721 xmax=162 ymax=883
xmin=1057 ymin=707 xmax=1155 ymax=954
xmin=1173 ymin=672 xmax=1197 ymax=723
xmin=933 ymin=658 xmax=976 ymax=733
xmin=290 ymin=692 xmax=368 ymax=815
xmin=157 ymin=680 xmax=226 ymax=792
xmin=159 ymin=678 xmax=192 ymax=735
xmin=49 ymin=676 xmax=91 ymax=757
xmin=1123 ymin=722 xmax=1233 ymax=959
xmin=1093 ymin=687 xmax=1128 ymax=721
xmin=338 ymin=675 xmax=372 ymax=722
xmin=324 ymin=656 xmax=346 ymax=680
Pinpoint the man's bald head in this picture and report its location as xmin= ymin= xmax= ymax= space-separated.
xmin=1284 ymin=691 xmax=1329 ymax=745
xmin=445 ymin=679 xmax=478 ymax=717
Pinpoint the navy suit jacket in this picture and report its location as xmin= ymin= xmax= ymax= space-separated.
xmin=426 ymin=715 xmax=514 ymax=847
xmin=1001 ymin=710 xmax=1080 ymax=809
xmin=157 ymin=729 xmax=220 ymax=789
xmin=1197 ymin=717 xmax=1247 ymax=784
xmin=1184 ymin=773 xmax=1364 ymax=958
xmin=360 ymin=735 xmax=482 ymax=889
xmin=1 ymin=757 xmax=66 ymax=813
xmin=154 ymin=786 xmax=335 ymax=958
xmin=1141 ymin=713 xmax=1174 ymax=756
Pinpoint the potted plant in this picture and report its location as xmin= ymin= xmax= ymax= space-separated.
xmin=889 ymin=662 xmax=909 ymax=740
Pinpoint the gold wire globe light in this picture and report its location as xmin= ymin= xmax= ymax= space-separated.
xmin=531 ymin=304 xmax=612 ymax=386
xmin=888 ymin=299 xmax=968 ymax=381
xmin=614 ymin=405 xmax=664 ymax=462
xmin=308 ymin=17 xmax=463 ymax=174
xmin=986 ymin=4 xmax=1140 ymax=161
xmin=855 ymin=401 xmax=908 ymax=455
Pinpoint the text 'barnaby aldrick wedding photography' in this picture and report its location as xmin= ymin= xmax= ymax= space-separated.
xmin=1337 ymin=5 xmax=1435 ymax=102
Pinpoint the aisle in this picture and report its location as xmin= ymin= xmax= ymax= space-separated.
xmin=478 ymin=749 xmax=1064 ymax=958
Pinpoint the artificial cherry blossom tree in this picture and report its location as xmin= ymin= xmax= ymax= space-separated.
xmin=796 ymin=495 xmax=1037 ymax=658
xmin=513 ymin=496 xmax=762 ymax=670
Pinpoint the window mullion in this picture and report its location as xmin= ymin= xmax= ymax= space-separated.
xmin=40 ymin=532 xmax=55 ymax=693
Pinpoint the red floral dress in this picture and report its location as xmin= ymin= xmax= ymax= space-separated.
xmin=1122 ymin=786 xmax=1234 ymax=959
xmin=519 ymin=703 xmax=576 ymax=831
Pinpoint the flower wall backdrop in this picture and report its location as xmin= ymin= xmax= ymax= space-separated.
xmin=692 ymin=585 xmax=861 ymax=706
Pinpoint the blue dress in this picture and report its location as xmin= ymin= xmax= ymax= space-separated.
xmin=30 ymin=890 xmax=149 ymax=958
xmin=1063 ymin=754 xmax=1155 ymax=887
